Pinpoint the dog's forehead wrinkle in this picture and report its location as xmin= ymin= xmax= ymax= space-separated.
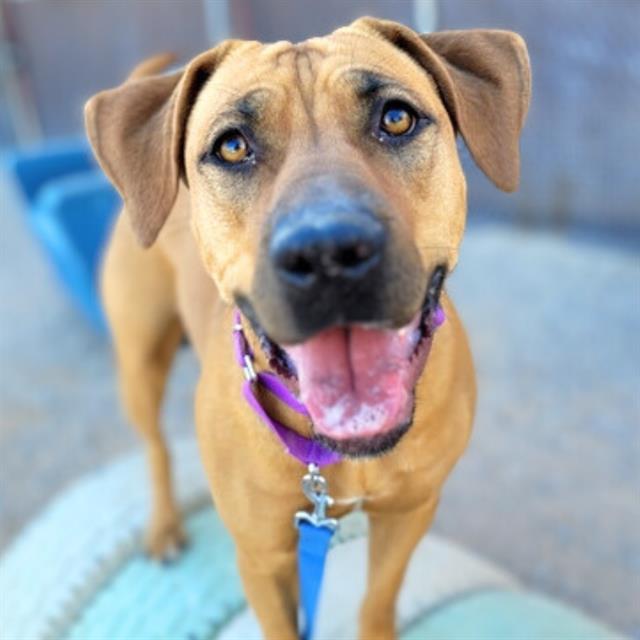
xmin=351 ymin=69 xmax=393 ymax=96
xmin=217 ymin=88 xmax=271 ymax=125
xmin=292 ymin=48 xmax=321 ymax=143
xmin=268 ymin=39 xmax=328 ymax=61
xmin=235 ymin=90 xmax=268 ymax=117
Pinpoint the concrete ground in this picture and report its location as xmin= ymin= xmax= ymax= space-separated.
xmin=1 ymin=178 xmax=638 ymax=637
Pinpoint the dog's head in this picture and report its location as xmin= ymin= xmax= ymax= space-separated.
xmin=86 ymin=18 xmax=530 ymax=456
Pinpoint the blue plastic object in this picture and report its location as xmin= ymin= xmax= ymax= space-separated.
xmin=5 ymin=138 xmax=97 ymax=205
xmin=31 ymin=171 xmax=120 ymax=330
xmin=3 ymin=139 xmax=120 ymax=331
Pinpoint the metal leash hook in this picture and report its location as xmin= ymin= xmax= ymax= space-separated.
xmin=295 ymin=463 xmax=339 ymax=531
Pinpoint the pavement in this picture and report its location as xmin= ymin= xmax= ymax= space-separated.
xmin=1 ymin=176 xmax=638 ymax=637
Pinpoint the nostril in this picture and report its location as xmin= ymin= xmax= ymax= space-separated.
xmin=337 ymin=248 xmax=360 ymax=270
xmin=338 ymin=243 xmax=373 ymax=268
xmin=281 ymin=252 xmax=315 ymax=277
xmin=324 ymin=241 xmax=378 ymax=279
xmin=275 ymin=248 xmax=318 ymax=287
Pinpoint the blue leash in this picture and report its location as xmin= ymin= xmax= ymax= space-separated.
xmin=297 ymin=522 xmax=334 ymax=640
xmin=295 ymin=464 xmax=338 ymax=640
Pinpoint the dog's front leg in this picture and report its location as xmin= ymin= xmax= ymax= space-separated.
xmin=235 ymin=536 xmax=299 ymax=640
xmin=198 ymin=459 xmax=301 ymax=639
xmin=359 ymin=496 xmax=439 ymax=640
xmin=199 ymin=467 xmax=301 ymax=639
xmin=196 ymin=398 xmax=301 ymax=639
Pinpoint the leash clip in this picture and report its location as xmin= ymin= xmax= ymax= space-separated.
xmin=295 ymin=463 xmax=339 ymax=531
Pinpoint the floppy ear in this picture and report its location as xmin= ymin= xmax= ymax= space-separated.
xmin=85 ymin=43 xmax=238 ymax=247
xmin=354 ymin=18 xmax=531 ymax=192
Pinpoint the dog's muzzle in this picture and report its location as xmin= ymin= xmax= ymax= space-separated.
xmin=250 ymin=176 xmax=426 ymax=345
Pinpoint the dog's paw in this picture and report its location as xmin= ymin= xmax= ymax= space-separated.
xmin=144 ymin=515 xmax=188 ymax=562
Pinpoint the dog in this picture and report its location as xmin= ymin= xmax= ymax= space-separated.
xmin=85 ymin=17 xmax=530 ymax=640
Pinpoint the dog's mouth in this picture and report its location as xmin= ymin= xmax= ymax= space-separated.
xmin=249 ymin=266 xmax=446 ymax=457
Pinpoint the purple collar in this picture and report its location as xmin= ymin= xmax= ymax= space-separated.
xmin=232 ymin=306 xmax=446 ymax=467
xmin=232 ymin=310 xmax=342 ymax=467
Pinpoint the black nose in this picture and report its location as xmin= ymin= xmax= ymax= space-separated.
xmin=270 ymin=211 xmax=385 ymax=289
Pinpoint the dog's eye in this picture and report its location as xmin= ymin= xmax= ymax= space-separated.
xmin=379 ymin=102 xmax=417 ymax=137
xmin=214 ymin=130 xmax=252 ymax=165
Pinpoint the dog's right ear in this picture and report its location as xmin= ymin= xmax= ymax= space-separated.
xmin=85 ymin=42 xmax=239 ymax=247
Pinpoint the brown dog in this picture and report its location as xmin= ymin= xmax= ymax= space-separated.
xmin=85 ymin=17 xmax=530 ymax=640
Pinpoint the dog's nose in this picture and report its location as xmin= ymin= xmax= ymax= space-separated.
xmin=270 ymin=211 xmax=385 ymax=289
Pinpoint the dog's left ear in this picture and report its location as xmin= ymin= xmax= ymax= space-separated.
xmin=354 ymin=18 xmax=531 ymax=192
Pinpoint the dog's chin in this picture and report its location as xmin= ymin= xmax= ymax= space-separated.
xmin=314 ymin=412 xmax=414 ymax=459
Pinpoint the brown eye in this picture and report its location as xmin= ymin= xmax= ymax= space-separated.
xmin=380 ymin=103 xmax=416 ymax=137
xmin=216 ymin=131 xmax=251 ymax=164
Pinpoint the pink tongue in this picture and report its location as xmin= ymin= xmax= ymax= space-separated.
xmin=285 ymin=319 xmax=420 ymax=440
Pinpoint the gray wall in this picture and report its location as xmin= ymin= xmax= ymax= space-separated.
xmin=2 ymin=0 xmax=210 ymax=142
xmin=226 ymin=0 xmax=415 ymax=41
xmin=2 ymin=0 xmax=638 ymax=231
xmin=438 ymin=0 xmax=640 ymax=231
xmin=1 ymin=0 xmax=418 ymax=145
